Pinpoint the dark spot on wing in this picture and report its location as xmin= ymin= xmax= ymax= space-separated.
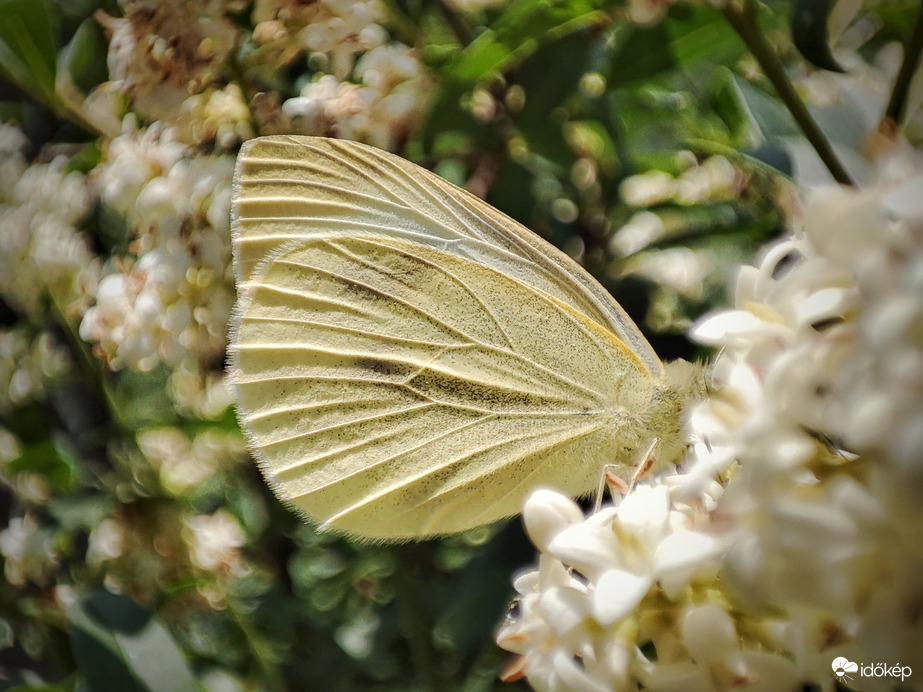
xmin=356 ymin=357 xmax=418 ymax=381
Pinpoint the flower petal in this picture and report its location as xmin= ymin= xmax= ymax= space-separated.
xmin=591 ymin=568 xmax=653 ymax=625
xmin=523 ymin=488 xmax=586 ymax=552
xmin=654 ymin=532 xmax=723 ymax=599
xmin=548 ymin=524 xmax=621 ymax=578
xmin=681 ymin=604 xmax=738 ymax=666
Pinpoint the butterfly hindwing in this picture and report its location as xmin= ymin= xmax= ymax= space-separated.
xmin=231 ymin=232 xmax=653 ymax=538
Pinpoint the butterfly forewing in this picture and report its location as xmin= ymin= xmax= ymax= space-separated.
xmin=231 ymin=135 xmax=662 ymax=375
xmin=231 ymin=233 xmax=654 ymax=538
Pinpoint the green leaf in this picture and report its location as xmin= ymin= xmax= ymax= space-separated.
xmin=0 ymin=0 xmax=58 ymax=106
xmin=66 ymin=141 xmax=104 ymax=174
xmin=713 ymin=68 xmax=750 ymax=141
xmin=58 ymin=17 xmax=109 ymax=94
xmin=94 ymin=202 xmax=133 ymax=255
xmin=791 ymin=0 xmax=844 ymax=72
xmin=493 ymin=0 xmax=602 ymax=40
xmin=67 ymin=588 xmax=201 ymax=692
xmin=725 ymin=72 xmax=870 ymax=181
xmin=666 ymin=4 xmax=745 ymax=69
xmin=444 ymin=0 xmax=604 ymax=84
xmin=605 ymin=22 xmax=676 ymax=88
xmin=515 ymin=29 xmax=595 ymax=163
xmin=727 ymin=73 xmax=801 ymax=143
xmin=446 ymin=30 xmax=511 ymax=83
xmin=4 ymin=437 xmax=78 ymax=491
xmin=113 ymin=367 xmax=179 ymax=429
xmin=48 ymin=494 xmax=116 ymax=532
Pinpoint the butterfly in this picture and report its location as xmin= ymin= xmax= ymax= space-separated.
xmin=228 ymin=136 xmax=703 ymax=540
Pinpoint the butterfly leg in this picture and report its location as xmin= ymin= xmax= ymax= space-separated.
xmin=627 ymin=437 xmax=660 ymax=488
xmin=592 ymin=437 xmax=663 ymax=511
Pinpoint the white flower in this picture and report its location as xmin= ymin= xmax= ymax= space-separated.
xmin=87 ymin=519 xmax=126 ymax=567
xmin=283 ymin=74 xmax=365 ymax=133
xmin=79 ymin=263 xmax=172 ymax=372
xmin=137 ymin=426 xmax=244 ymax=496
xmin=0 ymin=120 xmax=28 ymax=156
xmin=0 ymin=329 xmax=71 ymax=412
xmin=174 ymin=84 xmax=254 ymax=149
xmin=298 ymin=0 xmax=387 ymax=78
xmin=640 ymin=605 xmax=802 ymax=692
xmin=94 ymin=119 xmax=187 ymax=217
xmin=0 ymin=514 xmax=59 ymax=587
xmin=0 ymin=427 xmax=21 ymax=466
xmin=619 ymin=171 xmax=676 ymax=208
xmin=282 ymin=44 xmax=432 ymax=151
xmin=168 ymin=364 xmax=235 ymax=419
xmin=619 ymin=248 xmax=714 ymax=299
xmin=183 ymin=510 xmax=246 ymax=572
xmin=686 ymin=146 xmax=923 ymax=684
xmin=673 ymin=156 xmax=737 ymax=205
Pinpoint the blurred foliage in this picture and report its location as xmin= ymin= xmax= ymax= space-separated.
xmin=0 ymin=0 xmax=920 ymax=690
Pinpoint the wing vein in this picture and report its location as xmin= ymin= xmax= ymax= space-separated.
xmin=324 ymin=414 xmax=614 ymax=522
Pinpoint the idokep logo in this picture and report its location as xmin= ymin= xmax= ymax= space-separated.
xmin=832 ymin=658 xmax=858 ymax=682
xmin=832 ymin=657 xmax=912 ymax=685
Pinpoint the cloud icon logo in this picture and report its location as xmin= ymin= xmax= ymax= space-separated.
xmin=832 ymin=657 xmax=859 ymax=679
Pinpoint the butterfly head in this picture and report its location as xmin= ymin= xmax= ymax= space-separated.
xmin=647 ymin=359 xmax=707 ymax=465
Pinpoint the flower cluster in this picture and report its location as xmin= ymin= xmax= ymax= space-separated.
xmin=499 ymin=148 xmax=923 ymax=691
xmin=173 ymin=83 xmax=255 ymax=150
xmin=0 ymin=514 xmax=60 ymax=588
xmin=611 ymin=155 xmax=740 ymax=258
xmin=0 ymin=123 xmax=98 ymax=318
xmin=137 ymin=426 xmax=246 ymax=497
xmin=96 ymin=0 xmax=239 ymax=123
xmin=75 ymin=0 xmax=432 ymax=376
xmin=78 ymin=424 xmax=251 ymax=601
xmin=79 ymin=120 xmax=235 ymax=373
xmin=281 ymin=32 xmax=432 ymax=150
xmin=232 ymin=0 xmax=431 ymax=149
xmin=0 ymin=328 xmax=72 ymax=414
xmin=498 ymin=485 xmax=731 ymax=691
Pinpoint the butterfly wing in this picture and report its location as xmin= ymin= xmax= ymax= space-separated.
xmin=230 ymin=233 xmax=654 ymax=539
xmin=232 ymin=135 xmax=662 ymax=377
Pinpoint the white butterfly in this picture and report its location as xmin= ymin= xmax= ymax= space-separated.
xmin=229 ymin=136 xmax=702 ymax=540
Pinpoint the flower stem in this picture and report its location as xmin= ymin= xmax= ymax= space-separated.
xmin=721 ymin=0 xmax=855 ymax=186
xmin=378 ymin=0 xmax=420 ymax=47
xmin=394 ymin=546 xmax=440 ymax=692
xmin=49 ymin=291 xmax=129 ymax=435
xmin=436 ymin=0 xmax=475 ymax=46
xmin=883 ymin=2 xmax=923 ymax=129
